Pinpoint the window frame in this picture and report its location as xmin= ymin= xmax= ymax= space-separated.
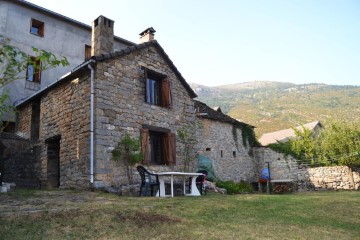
xmin=144 ymin=68 xmax=172 ymax=108
xmin=149 ymin=131 xmax=165 ymax=165
xmin=141 ymin=126 xmax=176 ymax=166
xmin=85 ymin=44 xmax=92 ymax=61
xmin=30 ymin=18 xmax=44 ymax=37
xmin=26 ymin=56 xmax=41 ymax=83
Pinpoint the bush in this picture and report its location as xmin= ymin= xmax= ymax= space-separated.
xmin=216 ymin=180 xmax=253 ymax=194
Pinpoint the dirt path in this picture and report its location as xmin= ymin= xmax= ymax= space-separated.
xmin=0 ymin=190 xmax=115 ymax=217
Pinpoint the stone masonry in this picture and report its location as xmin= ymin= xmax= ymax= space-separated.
xmin=197 ymin=119 xmax=257 ymax=182
xmin=17 ymin=74 xmax=91 ymax=188
xmin=93 ymin=45 xmax=195 ymax=188
xmin=253 ymin=147 xmax=360 ymax=191
xmin=15 ymin=42 xmax=196 ymax=189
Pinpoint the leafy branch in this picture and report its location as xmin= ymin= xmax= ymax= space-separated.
xmin=112 ymin=134 xmax=143 ymax=184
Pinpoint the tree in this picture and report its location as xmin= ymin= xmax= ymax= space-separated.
xmin=291 ymin=126 xmax=317 ymax=164
xmin=269 ymin=120 xmax=360 ymax=167
xmin=111 ymin=134 xmax=143 ymax=184
xmin=178 ymin=119 xmax=203 ymax=172
xmin=0 ymin=42 xmax=69 ymax=131
xmin=315 ymin=120 xmax=360 ymax=166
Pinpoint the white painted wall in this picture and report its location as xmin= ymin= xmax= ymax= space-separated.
xmin=0 ymin=0 xmax=133 ymax=110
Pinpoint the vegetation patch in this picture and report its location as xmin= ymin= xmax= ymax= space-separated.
xmin=216 ymin=180 xmax=253 ymax=194
xmin=0 ymin=190 xmax=359 ymax=239
xmin=268 ymin=120 xmax=360 ymax=167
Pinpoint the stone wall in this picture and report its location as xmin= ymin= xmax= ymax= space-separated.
xmin=253 ymin=147 xmax=360 ymax=191
xmin=17 ymin=74 xmax=91 ymax=188
xmin=93 ymin=46 xmax=196 ymax=187
xmin=197 ymin=119 xmax=257 ymax=182
xmin=0 ymin=137 xmax=41 ymax=187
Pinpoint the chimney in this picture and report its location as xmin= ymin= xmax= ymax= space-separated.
xmin=91 ymin=15 xmax=114 ymax=56
xmin=139 ymin=27 xmax=156 ymax=43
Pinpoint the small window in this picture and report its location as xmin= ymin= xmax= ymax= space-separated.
xmin=141 ymin=128 xmax=176 ymax=166
xmin=85 ymin=45 xmax=92 ymax=61
xmin=149 ymin=131 xmax=164 ymax=165
xmin=30 ymin=19 xmax=44 ymax=37
xmin=206 ymin=148 xmax=211 ymax=151
xmin=220 ymin=150 xmax=223 ymax=158
xmin=233 ymin=151 xmax=237 ymax=157
xmin=144 ymin=69 xmax=172 ymax=108
xmin=26 ymin=56 xmax=41 ymax=83
xmin=146 ymin=77 xmax=162 ymax=106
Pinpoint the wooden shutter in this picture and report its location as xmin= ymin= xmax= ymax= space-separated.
xmin=141 ymin=129 xmax=150 ymax=164
xmin=34 ymin=59 xmax=41 ymax=83
xmin=161 ymin=78 xmax=171 ymax=108
xmin=162 ymin=132 xmax=176 ymax=165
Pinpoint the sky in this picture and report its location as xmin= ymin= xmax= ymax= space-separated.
xmin=27 ymin=0 xmax=360 ymax=86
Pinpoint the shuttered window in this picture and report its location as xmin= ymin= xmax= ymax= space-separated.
xmin=162 ymin=132 xmax=176 ymax=165
xmin=141 ymin=128 xmax=176 ymax=165
xmin=26 ymin=56 xmax=41 ymax=83
xmin=85 ymin=45 xmax=92 ymax=61
xmin=144 ymin=68 xmax=172 ymax=108
xmin=141 ymin=129 xmax=150 ymax=164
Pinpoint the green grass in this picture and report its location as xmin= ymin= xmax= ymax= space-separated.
xmin=1 ymin=190 xmax=359 ymax=239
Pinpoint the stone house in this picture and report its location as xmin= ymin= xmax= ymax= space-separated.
xmin=14 ymin=15 xmax=197 ymax=189
xmin=194 ymin=100 xmax=258 ymax=182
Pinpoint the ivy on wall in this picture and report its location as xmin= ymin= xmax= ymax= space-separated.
xmin=232 ymin=124 xmax=260 ymax=149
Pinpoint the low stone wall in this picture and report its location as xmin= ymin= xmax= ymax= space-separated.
xmin=299 ymin=166 xmax=359 ymax=191
xmin=253 ymin=147 xmax=360 ymax=191
xmin=0 ymin=137 xmax=42 ymax=188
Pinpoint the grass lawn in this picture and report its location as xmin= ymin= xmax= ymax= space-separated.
xmin=0 ymin=190 xmax=359 ymax=240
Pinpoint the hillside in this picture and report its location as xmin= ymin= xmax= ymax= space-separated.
xmin=190 ymin=81 xmax=360 ymax=137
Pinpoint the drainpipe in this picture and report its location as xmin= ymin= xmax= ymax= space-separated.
xmin=88 ymin=63 xmax=95 ymax=184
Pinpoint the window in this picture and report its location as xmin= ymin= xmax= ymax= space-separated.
xmin=141 ymin=128 xmax=176 ymax=165
xmin=221 ymin=150 xmax=223 ymax=158
xmin=31 ymin=100 xmax=41 ymax=141
xmin=26 ymin=57 xmax=41 ymax=83
xmin=149 ymin=131 xmax=164 ymax=164
xmin=144 ymin=68 xmax=172 ymax=107
xmin=85 ymin=45 xmax=92 ymax=61
xmin=233 ymin=151 xmax=237 ymax=157
xmin=30 ymin=19 xmax=44 ymax=37
xmin=206 ymin=148 xmax=211 ymax=151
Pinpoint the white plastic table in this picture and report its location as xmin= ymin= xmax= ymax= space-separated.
xmin=155 ymin=172 xmax=203 ymax=197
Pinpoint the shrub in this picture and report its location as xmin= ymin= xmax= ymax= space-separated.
xmin=216 ymin=180 xmax=253 ymax=194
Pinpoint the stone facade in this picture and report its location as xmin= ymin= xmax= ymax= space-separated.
xmin=93 ymin=45 xmax=195 ymax=187
xmin=15 ymin=42 xmax=196 ymax=189
xmin=197 ymin=119 xmax=257 ymax=182
xmin=17 ymin=74 xmax=91 ymax=188
xmin=253 ymin=147 xmax=360 ymax=191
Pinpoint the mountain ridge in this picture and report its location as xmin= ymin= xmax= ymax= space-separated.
xmin=190 ymin=81 xmax=360 ymax=136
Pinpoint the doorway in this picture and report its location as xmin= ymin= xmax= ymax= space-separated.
xmin=46 ymin=137 xmax=60 ymax=188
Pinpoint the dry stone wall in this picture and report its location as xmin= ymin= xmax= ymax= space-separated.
xmin=1 ymin=137 xmax=41 ymax=187
xmin=253 ymin=147 xmax=360 ymax=191
xmin=197 ymin=119 xmax=257 ymax=182
xmin=93 ymin=46 xmax=195 ymax=188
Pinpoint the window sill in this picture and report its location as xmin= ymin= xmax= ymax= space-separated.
xmin=30 ymin=33 xmax=44 ymax=37
xmin=25 ymin=81 xmax=41 ymax=91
